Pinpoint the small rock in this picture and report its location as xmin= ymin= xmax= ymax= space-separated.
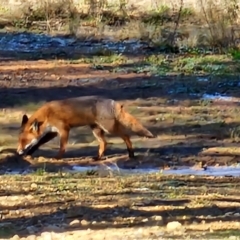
xmin=40 ymin=232 xmax=52 ymax=240
xmin=30 ymin=183 xmax=38 ymax=190
xmin=155 ymin=231 xmax=165 ymax=237
xmin=11 ymin=235 xmax=20 ymax=240
xmin=224 ymin=212 xmax=234 ymax=216
xmin=154 ymin=216 xmax=163 ymax=221
xmin=26 ymin=235 xmax=36 ymax=240
xmin=234 ymin=213 xmax=240 ymax=217
xmin=26 ymin=226 xmax=37 ymax=235
xmin=38 ymin=156 xmax=46 ymax=162
xmin=134 ymin=228 xmax=143 ymax=238
xmin=81 ymin=219 xmax=89 ymax=226
xmin=42 ymin=225 xmax=62 ymax=232
xmin=228 ymin=236 xmax=238 ymax=240
xmin=142 ymin=218 xmax=148 ymax=222
xmin=166 ymin=221 xmax=183 ymax=232
xmin=69 ymin=219 xmax=80 ymax=227
xmin=235 ymin=222 xmax=240 ymax=227
xmin=155 ymin=215 xmax=164 ymax=225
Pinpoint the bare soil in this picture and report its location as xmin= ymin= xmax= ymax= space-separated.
xmin=1 ymin=56 xmax=240 ymax=239
xmin=1 ymin=59 xmax=240 ymax=170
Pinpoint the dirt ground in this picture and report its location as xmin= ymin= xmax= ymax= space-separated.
xmin=1 ymin=58 xmax=240 ymax=170
xmin=1 ymin=56 xmax=240 ymax=239
xmin=1 ymin=172 xmax=240 ymax=239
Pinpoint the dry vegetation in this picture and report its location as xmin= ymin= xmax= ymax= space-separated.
xmin=0 ymin=0 xmax=240 ymax=50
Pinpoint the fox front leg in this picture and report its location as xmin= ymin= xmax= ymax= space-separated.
xmin=55 ymin=129 xmax=69 ymax=159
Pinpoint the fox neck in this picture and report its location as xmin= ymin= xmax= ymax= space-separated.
xmin=25 ymin=124 xmax=59 ymax=152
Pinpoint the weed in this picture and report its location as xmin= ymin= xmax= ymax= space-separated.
xmin=230 ymin=126 xmax=240 ymax=142
xmin=143 ymin=5 xmax=171 ymax=25
xmin=229 ymin=49 xmax=240 ymax=60
xmin=67 ymin=53 xmax=127 ymax=65
xmin=0 ymin=227 xmax=16 ymax=238
xmin=35 ymin=165 xmax=46 ymax=176
xmin=180 ymin=8 xmax=194 ymax=18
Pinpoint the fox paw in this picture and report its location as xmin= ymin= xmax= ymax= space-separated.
xmin=92 ymin=156 xmax=103 ymax=161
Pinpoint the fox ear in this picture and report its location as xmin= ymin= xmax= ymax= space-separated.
xmin=21 ymin=114 xmax=28 ymax=127
xmin=30 ymin=119 xmax=39 ymax=132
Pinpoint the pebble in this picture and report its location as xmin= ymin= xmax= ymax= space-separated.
xmin=40 ymin=232 xmax=52 ymax=240
xmin=26 ymin=226 xmax=38 ymax=235
xmin=81 ymin=219 xmax=89 ymax=226
xmin=69 ymin=219 xmax=80 ymax=227
xmin=153 ymin=215 xmax=163 ymax=225
xmin=30 ymin=183 xmax=38 ymax=190
xmin=11 ymin=235 xmax=20 ymax=240
xmin=42 ymin=225 xmax=62 ymax=232
xmin=166 ymin=221 xmax=183 ymax=232
xmin=228 ymin=236 xmax=238 ymax=240
xmin=26 ymin=235 xmax=36 ymax=240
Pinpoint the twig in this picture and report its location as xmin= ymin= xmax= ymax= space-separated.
xmin=170 ymin=0 xmax=183 ymax=46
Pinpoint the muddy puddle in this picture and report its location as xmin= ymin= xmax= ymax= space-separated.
xmin=0 ymin=32 xmax=149 ymax=57
xmin=202 ymin=93 xmax=240 ymax=102
xmin=5 ymin=164 xmax=240 ymax=177
xmin=70 ymin=165 xmax=240 ymax=177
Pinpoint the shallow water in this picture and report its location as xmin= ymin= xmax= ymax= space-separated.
xmin=70 ymin=165 xmax=240 ymax=177
xmin=4 ymin=164 xmax=240 ymax=177
xmin=202 ymin=93 xmax=240 ymax=102
xmin=0 ymin=32 xmax=147 ymax=55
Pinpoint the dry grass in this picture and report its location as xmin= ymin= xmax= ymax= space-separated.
xmin=0 ymin=0 xmax=240 ymax=50
xmin=1 ymin=172 xmax=240 ymax=238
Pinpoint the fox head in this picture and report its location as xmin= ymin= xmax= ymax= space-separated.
xmin=17 ymin=114 xmax=42 ymax=155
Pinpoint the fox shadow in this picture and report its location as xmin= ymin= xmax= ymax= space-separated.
xmin=0 ymin=138 xmax=219 ymax=174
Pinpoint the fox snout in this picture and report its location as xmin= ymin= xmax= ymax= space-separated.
xmin=17 ymin=138 xmax=38 ymax=156
xmin=17 ymin=145 xmax=25 ymax=155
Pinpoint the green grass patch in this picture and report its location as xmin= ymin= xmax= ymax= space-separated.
xmin=83 ymin=53 xmax=240 ymax=76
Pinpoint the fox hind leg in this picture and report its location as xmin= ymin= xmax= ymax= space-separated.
xmin=114 ymin=123 xmax=135 ymax=158
xmin=90 ymin=124 xmax=107 ymax=160
xmin=118 ymin=133 xmax=134 ymax=158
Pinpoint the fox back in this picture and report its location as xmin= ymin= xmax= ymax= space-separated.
xmin=17 ymin=95 xmax=154 ymax=158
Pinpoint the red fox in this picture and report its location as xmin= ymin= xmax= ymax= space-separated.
xmin=17 ymin=96 xmax=155 ymax=160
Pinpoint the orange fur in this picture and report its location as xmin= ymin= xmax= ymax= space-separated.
xmin=17 ymin=96 xmax=155 ymax=160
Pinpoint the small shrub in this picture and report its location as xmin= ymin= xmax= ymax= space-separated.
xmin=143 ymin=5 xmax=171 ymax=25
xmin=229 ymin=49 xmax=240 ymax=60
xmin=12 ymin=0 xmax=78 ymax=30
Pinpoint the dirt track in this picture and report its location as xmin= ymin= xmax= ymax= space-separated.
xmin=1 ymin=55 xmax=240 ymax=239
xmin=1 ymin=59 xmax=240 ymax=170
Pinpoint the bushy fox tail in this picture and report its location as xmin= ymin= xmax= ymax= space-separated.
xmin=114 ymin=102 xmax=155 ymax=138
